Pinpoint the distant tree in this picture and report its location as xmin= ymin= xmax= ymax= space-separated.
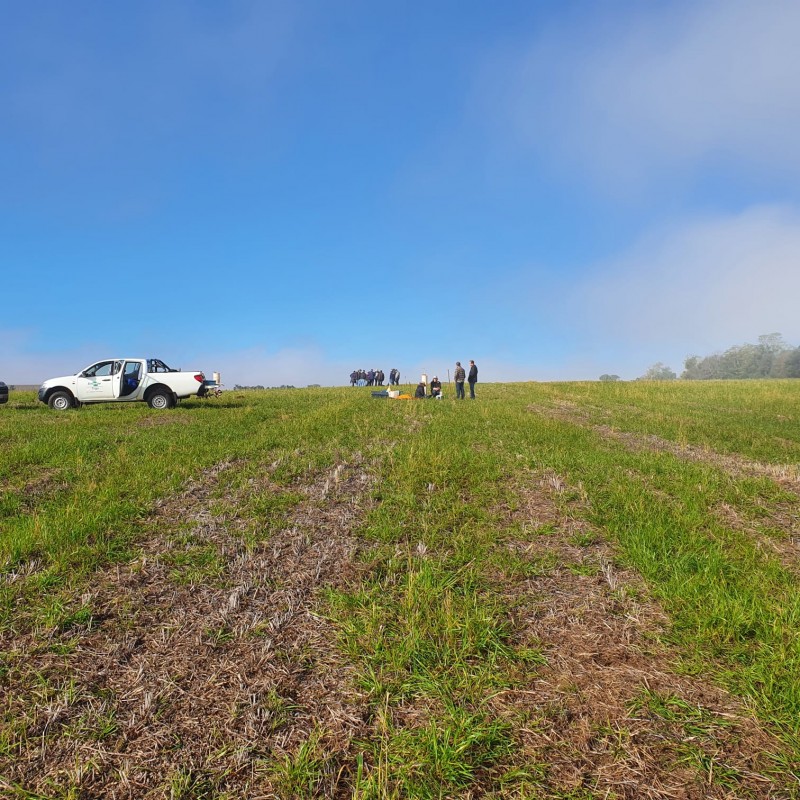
xmin=683 ymin=352 xmax=725 ymax=379
xmin=760 ymin=333 xmax=791 ymax=377
xmin=599 ymin=374 xmax=621 ymax=382
xmin=759 ymin=332 xmax=787 ymax=354
xmin=639 ymin=362 xmax=676 ymax=381
xmin=788 ymin=349 xmax=800 ymax=378
xmin=776 ymin=348 xmax=800 ymax=378
xmin=681 ymin=356 xmax=700 ymax=379
xmin=682 ymin=334 xmax=796 ymax=379
xmin=306 ymin=384 xmax=321 ymax=388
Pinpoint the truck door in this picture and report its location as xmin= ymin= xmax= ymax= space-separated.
xmin=75 ymin=360 xmax=120 ymax=402
xmin=116 ymin=361 xmax=143 ymax=399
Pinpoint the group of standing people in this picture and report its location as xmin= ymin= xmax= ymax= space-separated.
xmin=453 ymin=360 xmax=478 ymax=399
xmin=350 ymin=368 xmax=400 ymax=387
xmin=350 ymin=361 xmax=479 ymax=398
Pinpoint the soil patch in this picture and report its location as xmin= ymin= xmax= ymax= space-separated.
xmin=1 ymin=458 xmax=375 ymax=798
xmin=491 ymin=469 xmax=797 ymax=798
xmin=0 ymin=468 xmax=70 ymax=518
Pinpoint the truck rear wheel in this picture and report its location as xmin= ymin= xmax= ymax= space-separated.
xmin=48 ymin=391 xmax=74 ymax=411
xmin=148 ymin=390 xmax=174 ymax=409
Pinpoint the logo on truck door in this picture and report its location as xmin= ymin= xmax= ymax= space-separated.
xmin=79 ymin=361 xmax=118 ymax=395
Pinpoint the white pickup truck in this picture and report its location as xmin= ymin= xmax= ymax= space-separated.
xmin=38 ymin=358 xmax=207 ymax=410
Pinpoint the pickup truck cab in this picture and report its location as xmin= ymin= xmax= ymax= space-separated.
xmin=39 ymin=358 xmax=207 ymax=410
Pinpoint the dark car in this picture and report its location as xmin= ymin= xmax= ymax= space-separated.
xmin=0 ymin=382 xmax=8 ymax=404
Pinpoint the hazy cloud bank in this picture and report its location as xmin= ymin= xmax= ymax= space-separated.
xmin=482 ymin=204 xmax=800 ymax=378
xmin=571 ymin=205 xmax=800 ymax=355
xmin=0 ymin=340 xmax=342 ymax=389
xmin=1 ymin=337 xmax=556 ymax=389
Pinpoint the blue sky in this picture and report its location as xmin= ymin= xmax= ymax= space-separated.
xmin=4 ymin=0 xmax=800 ymax=385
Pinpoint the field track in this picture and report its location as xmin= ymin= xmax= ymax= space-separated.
xmin=2 ymin=381 xmax=800 ymax=798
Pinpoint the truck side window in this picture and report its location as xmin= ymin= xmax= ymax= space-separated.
xmin=84 ymin=361 xmax=115 ymax=377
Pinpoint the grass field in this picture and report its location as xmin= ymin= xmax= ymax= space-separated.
xmin=2 ymin=381 xmax=800 ymax=799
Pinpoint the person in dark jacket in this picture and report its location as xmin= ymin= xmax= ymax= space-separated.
xmin=467 ymin=360 xmax=478 ymax=399
xmin=429 ymin=376 xmax=442 ymax=398
xmin=414 ymin=381 xmax=426 ymax=399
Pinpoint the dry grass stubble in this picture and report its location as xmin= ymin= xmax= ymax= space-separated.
xmin=2 ymin=458 xmax=375 ymax=798
xmin=491 ymin=470 xmax=794 ymax=799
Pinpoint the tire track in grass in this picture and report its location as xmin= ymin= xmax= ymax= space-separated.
xmin=711 ymin=499 xmax=800 ymax=575
xmin=528 ymin=402 xmax=800 ymax=490
xmin=592 ymin=424 xmax=800 ymax=490
xmin=528 ymin=404 xmax=800 ymax=575
xmin=489 ymin=469 xmax=798 ymax=799
xmin=1 ymin=457 xmax=376 ymax=799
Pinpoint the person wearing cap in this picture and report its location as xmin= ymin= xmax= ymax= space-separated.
xmin=430 ymin=376 xmax=442 ymax=398
xmin=454 ymin=361 xmax=466 ymax=399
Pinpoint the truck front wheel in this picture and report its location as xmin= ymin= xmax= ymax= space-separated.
xmin=48 ymin=391 xmax=74 ymax=411
xmin=148 ymin=390 xmax=174 ymax=410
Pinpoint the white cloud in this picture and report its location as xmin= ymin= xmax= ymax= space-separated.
xmin=0 ymin=339 xmax=345 ymax=388
xmin=478 ymin=204 xmax=800 ymax=378
xmin=9 ymin=200 xmax=799 ymax=387
xmin=571 ymin=205 xmax=800 ymax=357
xmin=193 ymin=346 xmax=344 ymax=388
xmin=0 ymin=335 xmax=111 ymax=386
xmin=493 ymin=0 xmax=800 ymax=189
xmin=1 ymin=336 xmax=576 ymax=389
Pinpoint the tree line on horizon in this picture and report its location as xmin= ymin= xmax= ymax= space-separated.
xmin=599 ymin=333 xmax=800 ymax=382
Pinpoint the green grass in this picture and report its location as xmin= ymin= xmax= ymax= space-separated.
xmin=264 ymin=728 xmax=331 ymax=799
xmin=3 ymin=381 xmax=800 ymax=795
xmin=528 ymin=379 xmax=800 ymax=462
